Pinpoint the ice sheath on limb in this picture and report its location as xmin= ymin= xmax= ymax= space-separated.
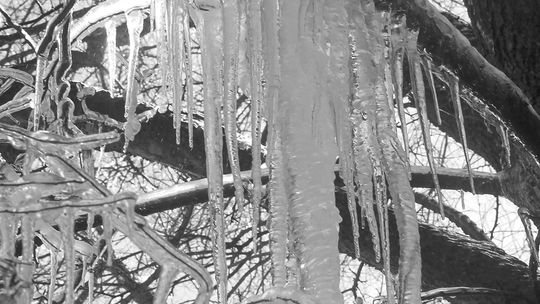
xmin=246 ymin=0 xmax=263 ymax=252
xmin=48 ymin=153 xmax=212 ymax=304
xmin=222 ymin=0 xmax=244 ymax=211
xmin=195 ymin=7 xmax=228 ymax=304
xmin=406 ymin=29 xmax=445 ymax=218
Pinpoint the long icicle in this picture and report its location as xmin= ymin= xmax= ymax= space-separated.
xmin=420 ymin=53 xmax=442 ymax=125
xmin=106 ymin=20 xmax=117 ymax=95
xmin=154 ymin=0 xmax=168 ymax=109
xmin=280 ymin=1 xmax=342 ymax=301
xmin=389 ymin=18 xmax=410 ymax=170
xmin=442 ymin=67 xmax=476 ymax=194
xmin=325 ymin=0 xmax=360 ymax=259
xmin=123 ymin=9 xmax=144 ymax=150
xmin=222 ymin=0 xmax=244 ymax=211
xmin=261 ymin=0 xmax=288 ymax=286
xmin=246 ymin=0 xmax=263 ymax=252
xmin=366 ymin=6 xmax=396 ymax=303
xmin=198 ymin=8 xmax=228 ymax=304
xmin=183 ymin=1 xmax=195 ymax=149
xmin=374 ymin=33 xmax=423 ymax=304
xmin=168 ymin=0 xmax=185 ymax=145
xmin=406 ymin=29 xmax=445 ymax=218
xmin=347 ymin=3 xmax=381 ymax=263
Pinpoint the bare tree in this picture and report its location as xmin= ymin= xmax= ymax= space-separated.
xmin=0 ymin=0 xmax=539 ymax=304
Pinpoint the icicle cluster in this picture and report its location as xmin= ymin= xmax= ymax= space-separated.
xmin=3 ymin=0 xmax=489 ymax=303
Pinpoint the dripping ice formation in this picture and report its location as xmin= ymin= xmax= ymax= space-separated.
xmin=123 ymin=9 xmax=144 ymax=149
xmin=406 ymin=29 xmax=445 ymax=218
xmin=0 ymin=0 xmax=504 ymax=303
xmin=246 ymin=0 xmax=264 ymax=253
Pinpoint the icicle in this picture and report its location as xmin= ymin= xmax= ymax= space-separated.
xmin=183 ymin=4 xmax=195 ymax=149
xmin=168 ymin=0 xmax=185 ymax=145
xmin=518 ymin=207 xmax=539 ymax=264
xmin=360 ymin=4 xmax=422 ymax=303
xmin=374 ymin=165 xmax=395 ymax=304
xmin=406 ymin=29 xmax=445 ymax=218
xmin=420 ymin=53 xmax=442 ymax=125
xmin=389 ymin=17 xmax=410 ymax=170
xmin=20 ymin=215 xmax=34 ymax=304
xmin=497 ymin=124 xmax=512 ymax=167
xmin=374 ymin=69 xmax=397 ymax=304
xmin=325 ymin=0 xmax=360 ymax=259
xmin=106 ymin=20 xmax=117 ymax=94
xmin=260 ymin=0 xmax=280 ymax=165
xmin=59 ymin=208 xmax=76 ymax=304
xmin=369 ymin=13 xmax=397 ymax=303
xmin=154 ymin=264 xmax=180 ymax=303
xmin=348 ymin=13 xmax=381 ymax=262
xmin=246 ymin=0 xmax=263 ymax=252
xmin=278 ymin=1 xmax=342 ymax=301
xmin=47 ymin=251 xmax=58 ymax=304
xmin=260 ymin=0 xmax=289 ymax=286
xmin=154 ymin=0 xmax=168 ymax=105
xmin=197 ymin=8 xmax=228 ymax=304
xmin=374 ymin=42 xmax=423 ymax=304
xmin=123 ymin=9 xmax=144 ymax=150
xmin=265 ymin=0 xmax=291 ymax=286
xmin=222 ymin=0 xmax=244 ymax=211
xmin=442 ymin=67 xmax=476 ymax=194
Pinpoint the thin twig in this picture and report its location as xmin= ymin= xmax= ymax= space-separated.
xmin=0 ymin=4 xmax=37 ymax=51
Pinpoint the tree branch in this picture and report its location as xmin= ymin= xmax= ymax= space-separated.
xmin=403 ymin=0 xmax=540 ymax=161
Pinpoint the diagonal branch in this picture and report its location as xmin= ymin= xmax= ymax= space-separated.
xmin=402 ymin=0 xmax=540 ymax=161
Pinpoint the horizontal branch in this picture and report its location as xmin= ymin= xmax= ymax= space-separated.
xmin=136 ymin=165 xmax=500 ymax=215
xmin=134 ymin=168 xmax=533 ymax=304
